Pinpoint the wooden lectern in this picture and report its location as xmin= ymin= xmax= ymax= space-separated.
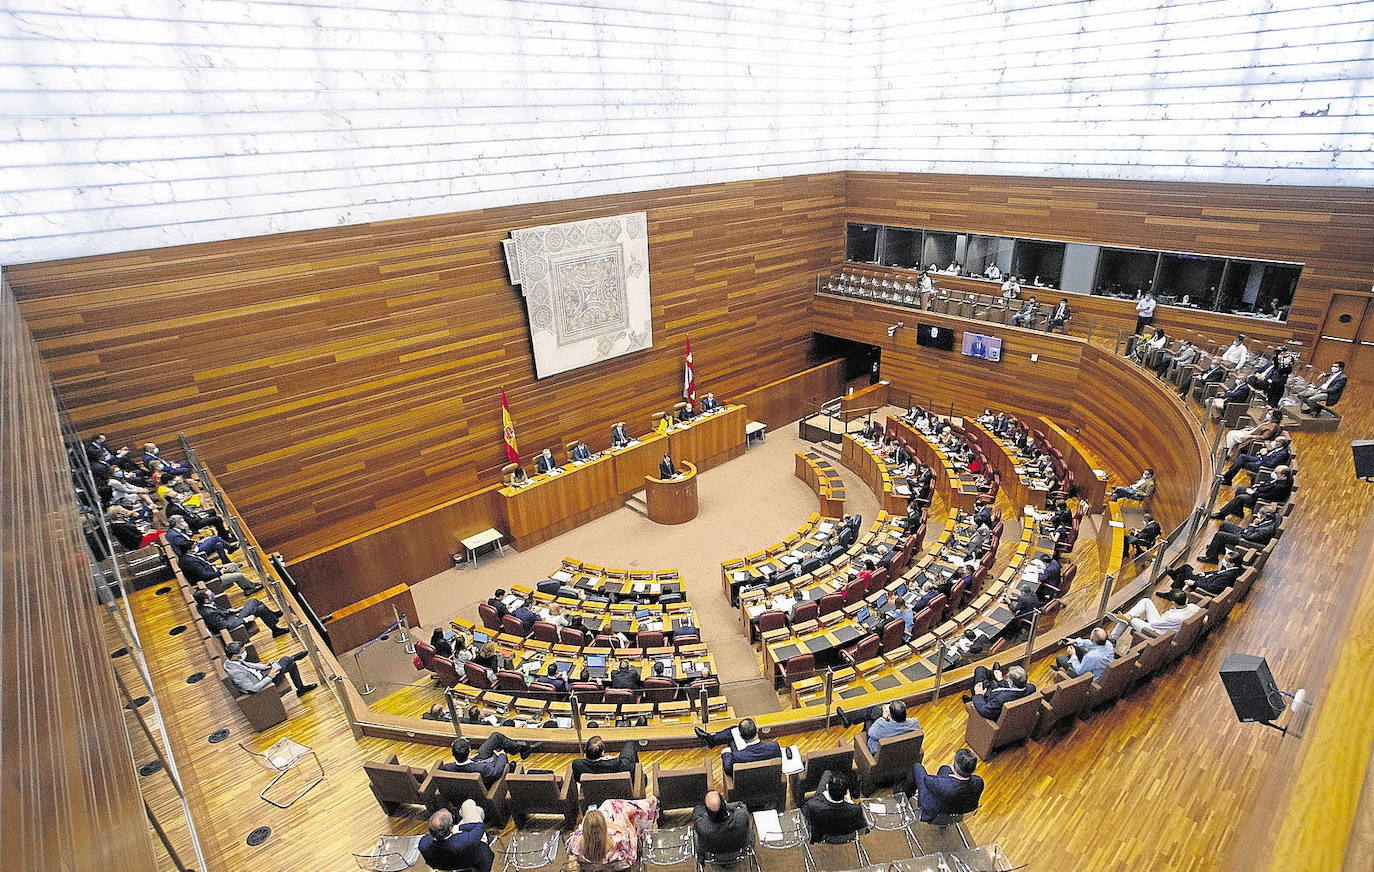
xmin=644 ymin=460 xmax=698 ymax=524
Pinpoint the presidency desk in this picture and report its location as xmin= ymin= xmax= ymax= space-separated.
xmin=500 ymin=406 xmax=746 ymax=549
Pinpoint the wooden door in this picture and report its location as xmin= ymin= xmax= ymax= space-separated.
xmin=1313 ymin=293 xmax=1374 ymax=381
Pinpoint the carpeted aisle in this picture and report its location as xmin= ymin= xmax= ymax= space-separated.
xmin=393 ymin=420 xmax=881 ymax=715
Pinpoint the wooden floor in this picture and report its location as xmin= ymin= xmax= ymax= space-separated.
xmin=119 ymin=382 xmax=1374 ymax=871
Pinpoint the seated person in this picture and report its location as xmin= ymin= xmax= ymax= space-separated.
xmin=165 ymin=516 xmax=235 ymax=564
xmin=1201 ymin=504 xmax=1280 ymax=563
xmin=1207 ymin=378 xmax=1252 ymax=420
xmin=535 ymin=448 xmax=561 ymax=475
xmin=700 ymin=393 xmax=720 ymax=412
xmin=222 ymin=641 xmax=316 ymax=697
xmin=653 ymin=414 xmax=671 ymax=434
xmin=947 ymin=626 xmax=992 ymax=664
xmin=1165 ymin=551 xmax=1243 ymax=596
xmin=693 ymin=717 xmax=781 ymax=775
xmin=608 ymin=659 xmax=643 ymax=690
xmin=439 ymin=734 xmax=537 ymax=787
xmin=163 ymin=490 xmax=232 ymax=540
xmin=141 ymin=442 xmax=191 ymax=477
xmin=178 ymin=548 xmax=262 ymax=595
xmin=1048 ymin=297 xmax=1072 ymax=330
xmin=1296 ymin=361 xmax=1348 ymax=414
xmin=677 ymin=403 xmax=696 ymax=423
xmin=571 ymin=735 xmax=639 ymax=782
xmin=610 ymin=421 xmax=632 ymax=448
xmin=1108 ymin=590 xmax=1200 ymax=643
xmin=802 ymin=770 xmax=867 ymax=843
xmin=506 ymin=464 xmax=529 ymax=486
xmin=658 ymin=453 xmax=677 ymax=479
xmin=566 ymin=798 xmax=660 ymax=872
xmin=902 ymin=749 xmax=985 ymax=822
xmin=1224 ymin=408 xmax=1283 ymax=455
xmin=834 ymin=700 xmax=921 ymax=753
xmin=1050 ymin=628 xmax=1116 ymax=682
xmin=1109 ymin=468 xmax=1156 ymax=503
xmin=511 ymin=596 xmax=540 ymax=631
xmin=1213 ymin=465 xmax=1293 ymax=520
xmin=570 ymin=440 xmax=594 ymax=462
xmin=420 ymin=803 xmax=494 ymax=872
xmin=542 ymin=663 xmax=570 ymax=696
xmin=692 ymin=790 xmax=751 ymax=860
xmin=193 ymin=589 xmax=288 ymax=637
xmin=1011 ymin=297 xmax=1040 ymax=327
xmin=965 ymin=664 xmax=1035 ymax=720
xmin=891 ymin=596 xmax=915 ymax=637
xmin=485 ymin=589 xmax=510 ymax=620
xmin=1154 ymin=339 xmax=1196 ymax=375
xmin=1221 ymin=436 xmax=1292 ymax=486
xmin=1123 ymin=513 xmax=1161 ymax=559
xmin=430 ymin=628 xmax=454 ymax=659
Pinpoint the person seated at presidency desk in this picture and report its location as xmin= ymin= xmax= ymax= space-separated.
xmin=700 ymin=392 xmax=720 ymax=412
xmin=610 ymin=421 xmax=633 ymax=448
xmin=693 ymin=717 xmax=781 ymax=775
xmin=677 ymin=403 xmax=697 ymax=423
xmin=658 ymin=453 xmax=679 ymax=479
xmin=569 ymin=440 xmax=595 ymax=463
xmin=535 ymin=447 xmax=563 ymax=475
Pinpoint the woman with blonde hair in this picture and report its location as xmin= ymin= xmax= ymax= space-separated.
xmin=565 ymin=797 xmax=659 ymax=872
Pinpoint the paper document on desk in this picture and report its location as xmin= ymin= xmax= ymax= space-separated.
xmin=781 ymin=745 xmax=803 ymax=775
xmin=552 ymin=570 xmax=573 ymax=582
xmin=753 ymin=809 xmax=783 ymax=840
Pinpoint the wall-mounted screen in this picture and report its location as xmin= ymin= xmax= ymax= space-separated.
xmin=916 ymin=323 xmax=955 ymax=351
xmin=961 ymin=332 xmax=1002 ymax=361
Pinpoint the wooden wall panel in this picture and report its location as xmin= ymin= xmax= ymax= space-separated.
xmin=9 ymin=173 xmax=846 ymax=560
xmin=0 ymin=271 xmax=159 ymax=870
xmin=810 ymin=294 xmax=1209 ymax=529
xmin=734 ymin=358 xmax=847 ymax=430
xmin=844 ymin=172 xmax=1374 ymax=353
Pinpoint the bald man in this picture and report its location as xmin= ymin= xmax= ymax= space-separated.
xmin=692 ymin=790 xmax=751 ymax=859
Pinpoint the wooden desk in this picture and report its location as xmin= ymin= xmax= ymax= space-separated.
xmin=1038 ymin=416 xmax=1110 ymax=511
xmin=795 ymin=451 xmax=847 ymax=517
xmin=888 ymin=417 xmax=983 ymax=512
xmin=840 ymin=434 xmax=910 ymax=515
xmin=499 ymin=452 xmax=619 ymax=549
xmin=645 ymin=461 xmax=699 ymax=524
xmin=840 ymin=381 xmax=889 ymax=419
xmin=667 ymin=405 xmax=746 ymax=472
xmin=607 ymin=431 xmax=668 ymax=495
xmin=965 ymin=419 xmax=1051 ymax=509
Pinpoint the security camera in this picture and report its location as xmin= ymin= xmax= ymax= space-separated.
xmin=887 ymin=322 xmax=904 ymax=338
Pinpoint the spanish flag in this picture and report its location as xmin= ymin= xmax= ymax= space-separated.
xmin=501 ymin=388 xmax=520 ymax=464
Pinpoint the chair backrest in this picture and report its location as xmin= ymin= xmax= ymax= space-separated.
xmin=495 ymin=670 xmax=527 ymax=692
xmin=796 ymin=745 xmax=854 ymax=800
xmin=558 ymin=626 xmax=586 ymax=646
xmin=911 ymin=605 xmax=937 ymax=638
xmin=818 ymin=592 xmax=845 ymax=616
xmin=637 ymin=629 xmax=667 ymax=648
xmin=842 ymin=581 xmax=865 ymax=606
xmin=363 ymin=758 xmax=426 ymax=806
xmin=728 ymin=758 xmax=785 ymax=810
xmin=502 ymin=614 xmax=527 ymax=636
xmin=570 ymin=682 xmax=603 ymax=705
xmin=603 ymin=688 xmax=638 ymax=706
xmin=793 ymin=601 xmax=820 ymax=625
xmin=880 ymin=618 xmax=905 ymax=653
xmin=1135 ymin=632 xmax=1173 ymax=678
xmin=859 ymin=728 xmax=924 ymax=791
xmin=652 ymin=764 xmax=711 ymax=811
xmin=757 ymin=611 xmax=788 ymax=634
xmin=846 ymin=634 xmax=881 ymax=665
xmin=1169 ymin=612 xmax=1208 ymax=660
xmin=528 ymin=680 xmax=559 ymax=699
xmin=530 ymin=621 xmax=558 ymax=643
xmin=428 ymin=768 xmax=493 ymax=808
xmin=641 ymin=677 xmax=679 ymax=704
xmin=477 ymin=603 xmax=501 ymax=630
xmin=463 ymin=660 xmax=492 ymax=689
xmin=994 ymin=692 xmax=1042 ymax=743
xmin=783 ymin=654 xmax=815 ymax=685
xmin=415 ymin=642 xmax=437 ymax=671
xmin=1059 ymin=563 xmax=1079 ymax=595
xmin=1091 ymin=650 xmax=1142 ymax=705
xmin=579 ymin=768 xmax=637 ymax=807
xmin=1035 ymin=672 xmax=1094 ymax=736
xmin=505 ymin=771 xmax=569 ymax=815
xmin=431 ymin=656 xmax=459 ymax=687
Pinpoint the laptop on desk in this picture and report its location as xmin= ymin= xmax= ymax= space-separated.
xmin=585 ymin=656 xmax=608 ymax=679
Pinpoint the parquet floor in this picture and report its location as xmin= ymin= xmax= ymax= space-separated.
xmin=119 ymin=382 xmax=1374 ymax=871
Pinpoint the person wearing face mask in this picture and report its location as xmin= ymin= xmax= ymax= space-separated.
xmin=140 ymin=442 xmax=192 ymax=476
xmin=1296 ymin=361 xmax=1348 ymax=414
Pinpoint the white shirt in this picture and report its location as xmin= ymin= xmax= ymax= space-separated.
xmin=1001 ymin=279 xmax=1019 ymax=298
xmin=985 ymin=265 xmax=1001 ymax=279
xmin=1136 ymin=297 xmax=1157 ymax=316
xmin=1221 ymin=342 xmax=1249 ymax=366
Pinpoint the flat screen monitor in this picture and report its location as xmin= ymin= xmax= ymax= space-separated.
xmin=961 ymin=332 xmax=1003 ymax=361
xmin=916 ymin=323 xmax=955 ymax=350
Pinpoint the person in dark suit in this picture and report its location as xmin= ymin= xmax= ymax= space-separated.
xmin=571 ymin=735 xmax=638 ymax=782
xmin=1036 ymin=556 xmax=1063 ymax=599
xmin=163 ymin=491 xmax=233 ymax=540
xmin=1048 ymin=298 xmax=1072 ymax=331
xmin=542 ymin=664 xmax=570 ymax=696
xmin=1201 ymin=505 xmax=1280 ymax=563
xmin=1166 ymin=551 xmax=1243 ymax=596
xmin=1260 ymin=351 xmax=1295 ymax=407
xmin=1297 ymin=361 xmax=1348 ymax=413
xmin=438 ymin=734 xmax=536 ymax=787
xmin=608 ymin=659 xmax=642 ymax=690
xmin=838 ymin=513 xmax=863 ymax=547
xmin=486 ymin=590 xmax=510 ymax=620
xmin=165 ymin=516 xmax=234 ymax=564
xmin=1207 ymin=378 xmax=1252 ymax=420
xmin=692 ymin=791 xmax=751 ymax=860
xmin=902 ymin=749 xmax=985 ymax=822
xmin=1011 ymin=297 xmax=1039 ymax=327
xmin=193 ymin=589 xmax=287 ymax=637
xmin=966 ymin=664 xmax=1036 ymax=720
xmin=535 ymin=448 xmax=560 ymax=475
xmin=511 ymin=596 xmax=540 ymax=631
xmin=1221 ymin=436 xmax=1292 ymax=485
xmin=693 ymin=718 xmax=781 ymax=775
xmin=658 ymin=453 xmax=677 ymax=479
xmin=700 ymin=393 xmax=720 ymax=412
xmin=1123 ymin=513 xmax=1161 ymax=559
xmin=1213 ymin=466 xmax=1293 ymax=519
xmin=677 ymin=404 xmax=696 ymax=423
xmin=178 ymin=549 xmax=261 ymax=595
xmin=610 ymin=422 xmax=632 ymax=448
xmin=570 ymin=441 xmax=593 ymax=462
xmin=802 ymin=770 xmax=867 ymax=843
xmin=419 ymin=804 xmax=494 ymax=872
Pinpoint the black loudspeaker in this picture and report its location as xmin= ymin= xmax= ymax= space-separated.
xmin=1219 ymin=652 xmax=1285 ymax=723
xmin=1353 ymin=440 xmax=1374 ymax=480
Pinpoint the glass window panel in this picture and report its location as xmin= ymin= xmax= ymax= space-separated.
xmin=1217 ymin=260 xmax=1298 ymax=320
xmin=1094 ymin=248 xmax=1160 ymax=298
xmin=1155 ymin=253 xmax=1226 ymax=310
xmin=1012 ymin=240 xmax=1066 ymax=289
xmin=965 ymin=235 xmax=1015 ymax=279
xmin=879 ymin=227 xmax=921 ymax=268
xmin=846 ymin=223 xmax=880 ymax=263
xmin=1060 ymin=243 xmax=1099 ymax=294
xmin=922 ymin=231 xmax=958 ymax=272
